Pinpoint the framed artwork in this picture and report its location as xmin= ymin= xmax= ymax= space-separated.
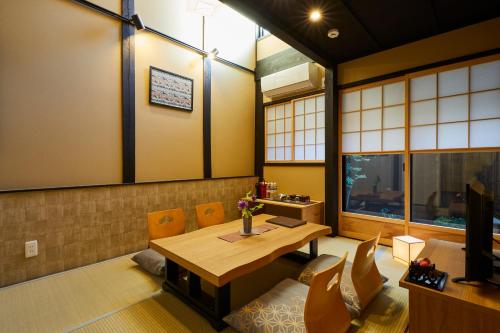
xmin=149 ymin=66 xmax=194 ymax=111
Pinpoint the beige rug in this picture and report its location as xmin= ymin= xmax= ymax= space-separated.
xmin=0 ymin=237 xmax=408 ymax=333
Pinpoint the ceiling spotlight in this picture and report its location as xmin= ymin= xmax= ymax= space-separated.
xmin=208 ymin=48 xmax=219 ymax=59
xmin=328 ymin=28 xmax=340 ymax=39
xmin=131 ymin=14 xmax=145 ymax=31
xmin=309 ymin=9 xmax=322 ymax=22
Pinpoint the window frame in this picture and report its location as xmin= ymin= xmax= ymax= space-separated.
xmin=264 ymin=92 xmax=326 ymax=164
xmin=337 ymin=54 xmax=500 ymax=238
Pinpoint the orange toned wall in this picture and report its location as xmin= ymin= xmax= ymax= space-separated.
xmin=134 ymin=32 xmax=205 ymax=181
xmin=0 ymin=0 xmax=122 ymax=190
xmin=211 ymin=62 xmax=255 ymax=177
xmin=264 ymin=166 xmax=325 ymax=201
xmin=338 ymin=18 xmax=500 ymax=85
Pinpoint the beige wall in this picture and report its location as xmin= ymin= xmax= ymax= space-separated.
xmin=0 ymin=0 xmax=122 ymax=190
xmin=264 ymin=166 xmax=325 ymax=201
xmin=205 ymin=4 xmax=256 ymax=70
xmin=211 ymin=62 xmax=255 ymax=177
xmin=134 ymin=32 xmax=204 ymax=182
xmin=136 ymin=0 xmax=203 ymax=49
xmin=338 ymin=18 xmax=500 ymax=85
xmin=0 ymin=0 xmax=257 ymax=189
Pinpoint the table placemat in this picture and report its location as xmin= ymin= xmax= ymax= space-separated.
xmin=218 ymin=224 xmax=279 ymax=243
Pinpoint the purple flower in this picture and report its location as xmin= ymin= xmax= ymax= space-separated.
xmin=238 ymin=200 xmax=249 ymax=210
xmin=251 ymin=194 xmax=257 ymax=202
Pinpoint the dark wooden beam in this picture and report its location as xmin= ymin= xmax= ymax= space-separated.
xmin=203 ymin=57 xmax=212 ymax=178
xmin=254 ymin=79 xmax=264 ymax=179
xmin=121 ymin=0 xmax=135 ymax=183
xmin=220 ymin=0 xmax=332 ymax=67
xmin=324 ymin=67 xmax=338 ymax=235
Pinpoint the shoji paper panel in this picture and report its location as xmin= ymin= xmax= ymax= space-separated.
xmin=470 ymin=119 xmax=500 ymax=148
xmin=384 ymin=81 xmax=405 ymax=105
xmin=384 ymin=105 xmax=405 ymax=128
xmin=438 ymin=67 xmax=468 ymax=97
xmin=343 ymin=91 xmax=360 ymax=112
xmin=438 ymin=95 xmax=468 ymax=123
xmin=411 ymin=125 xmax=436 ymax=150
xmin=361 ymin=131 xmax=382 ymax=152
xmin=362 ymin=86 xmax=382 ymax=109
xmin=438 ymin=122 xmax=468 ymax=149
xmin=383 ymin=129 xmax=405 ymax=151
xmin=362 ymin=109 xmax=382 ymax=130
xmin=470 ymin=90 xmax=500 ymax=120
xmin=411 ymin=74 xmax=436 ymax=101
xmin=342 ymin=133 xmax=360 ymax=153
xmin=470 ymin=60 xmax=500 ymax=92
xmin=411 ymin=100 xmax=436 ymax=125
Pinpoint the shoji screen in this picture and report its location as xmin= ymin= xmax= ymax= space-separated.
xmin=264 ymin=94 xmax=325 ymax=162
xmin=410 ymin=59 xmax=500 ymax=150
xmin=294 ymin=95 xmax=325 ymax=161
xmin=266 ymin=102 xmax=293 ymax=161
xmin=341 ymin=81 xmax=405 ymax=153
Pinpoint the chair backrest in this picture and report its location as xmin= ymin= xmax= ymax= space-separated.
xmin=304 ymin=252 xmax=351 ymax=333
xmin=147 ymin=208 xmax=185 ymax=240
xmin=195 ymin=202 xmax=224 ymax=228
xmin=351 ymin=232 xmax=384 ymax=309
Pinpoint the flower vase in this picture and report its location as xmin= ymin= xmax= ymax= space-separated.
xmin=243 ymin=215 xmax=252 ymax=234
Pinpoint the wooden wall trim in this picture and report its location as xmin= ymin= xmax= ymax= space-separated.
xmin=325 ymin=67 xmax=338 ymax=235
xmin=255 ymin=79 xmax=264 ymax=179
xmin=121 ymin=0 xmax=135 ymax=183
xmin=203 ymin=57 xmax=212 ymax=178
xmin=0 ymin=176 xmax=257 ymax=194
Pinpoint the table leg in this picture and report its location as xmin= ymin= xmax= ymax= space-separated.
xmin=214 ymin=283 xmax=231 ymax=327
xmin=309 ymin=238 xmax=318 ymax=259
xmin=188 ymin=272 xmax=201 ymax=297
xmin=166 ymin=258 xmax=179 ymax=283
xmin=162 ymin=257 xmax=230 ymax=331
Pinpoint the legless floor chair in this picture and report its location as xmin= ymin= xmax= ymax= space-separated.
xmin=224 ymin=253 xmax=352 ymax=333
xmin=298 ymin=233 xmax=386 ymax=317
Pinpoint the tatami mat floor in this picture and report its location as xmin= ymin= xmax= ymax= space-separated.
xmin=0 ymin=237 xmax=408 ymax=333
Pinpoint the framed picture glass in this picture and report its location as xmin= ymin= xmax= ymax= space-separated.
xmin=149 ymin=66 xmax=194 ymax=111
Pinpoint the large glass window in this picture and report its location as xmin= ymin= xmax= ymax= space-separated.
xmin=343 ymin=154 xmax=405 ymax=219
xmin=411 ymin=152 xmax=500 ymax=233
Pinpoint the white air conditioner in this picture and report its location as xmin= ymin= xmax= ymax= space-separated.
xmin=261 ymin=62 xmax=323 ymax=99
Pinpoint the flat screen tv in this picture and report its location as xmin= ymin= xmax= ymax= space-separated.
xmin=452 ymin=181 xmax=495 ymax=284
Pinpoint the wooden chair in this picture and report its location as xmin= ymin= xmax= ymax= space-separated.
xmin=305 ymin=252 xmax=352 ymax=333
xmin=298 ymin=233 xmax=385 ymax=315
xmin=350 ymin=233 xmax=384 ymax=309
xmin=224 ymin=252 xmax=351 ymax=333
xmin=147 ymin=208 xmax=186 ymax=240
xmin=195 ymin=202 xmax=224 ymax=228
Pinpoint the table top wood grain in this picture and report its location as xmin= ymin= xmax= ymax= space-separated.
xmin=399 ymin=238 xmax=500 ymax=314
xmin=150 ymin=214 xmax=331 ymax=287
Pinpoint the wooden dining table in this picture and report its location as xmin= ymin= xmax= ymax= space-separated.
xmin=150 ymin=213 xmax=332 ymax=330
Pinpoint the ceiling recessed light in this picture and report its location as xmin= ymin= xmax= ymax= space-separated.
xmin=309 ymin=9 xmax=322 ymax=22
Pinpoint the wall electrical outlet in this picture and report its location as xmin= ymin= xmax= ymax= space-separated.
xmin=25 ymin=240 xmax=38 ymax=258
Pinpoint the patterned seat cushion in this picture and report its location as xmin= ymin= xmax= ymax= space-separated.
xmin=224 ymin=278 xmax=308 ymax=333
xmin=298 ymin=254 xmax=388 ymax=319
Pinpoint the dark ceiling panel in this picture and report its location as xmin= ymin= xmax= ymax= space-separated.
xmin=222 ymin=0 xmax=500 ymax=65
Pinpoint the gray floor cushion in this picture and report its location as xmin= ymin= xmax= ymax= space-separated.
xmin=131 ymin=249 xmax=165 ymax=276
xmin=224 ymin=278 xmax=308 ymax=333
